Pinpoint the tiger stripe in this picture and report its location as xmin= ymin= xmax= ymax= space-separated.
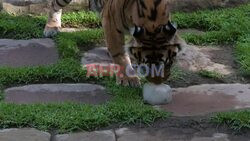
xmin=45 ymin=0 xmax=185 ymax=86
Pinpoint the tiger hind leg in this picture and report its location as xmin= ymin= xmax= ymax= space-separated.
xmin=44 ymin=0 xmax=72 ymax=37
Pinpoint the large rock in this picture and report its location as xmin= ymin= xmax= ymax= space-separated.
xmin=160 ymin=84 xmax=250 ymax=116
xmin=2 ymin=0 xmax=89 ymax=15
xmin=0 ymin=128 xmax=50 ymax=141
xmin=177 ymin=45 xmax=234 ymax=75
xmin=4 ymin=84 xmax=111 ymax=104
xmin=0 ymin=38 xmax=58 ymax=68
xmin=55 ymin=130 xmax=116 ymax=141
xmin=82 ymin=45 xmax=234 ymax=75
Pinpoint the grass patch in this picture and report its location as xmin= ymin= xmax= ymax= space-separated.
xmin=168 ymin=66 xmax=186 ymax=81
xmin=198 ymin=70 xmax=224 ymax=80
xmin=0 ymin=11 xmax=101 ymax=39
xmin=235 ymin=35 xmax=250 ymax=76
xmin=173 ymin=4 xmax=250 ymax=45
xmin=62 ymin=11 xmax=101 ymax=28
xmin=0 ymin=13 xmax=45 ymax=39
xmin=212 ymin=110 xmax=250 ymax=131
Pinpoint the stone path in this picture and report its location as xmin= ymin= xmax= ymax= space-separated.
xmin=0 ymin=128 xmax=50 ymax=141
xmin=0 ymin=38 xmax=58 ymax=67
xmin=160 ymin=84 xmax=250 ymax=116
xmin=4 ymin=84 xmax=111 ymax=104
xmin=1 ymin=127 xmax=249 ymax=141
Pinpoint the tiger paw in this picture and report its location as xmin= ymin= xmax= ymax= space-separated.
xmin=43 ymin=25 xmax=61 ymax=38
xmin=116 ymin=75 xmax=141 ymax=87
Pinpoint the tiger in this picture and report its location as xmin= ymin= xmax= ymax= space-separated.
xmin=44 ymin=0 xmax=186 ymax=87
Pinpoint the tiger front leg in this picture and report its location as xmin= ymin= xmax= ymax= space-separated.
xmin=44 ymin=0 xmax=72 ymax=37
xmin=102 ymin=20 xmax=140 ymax=87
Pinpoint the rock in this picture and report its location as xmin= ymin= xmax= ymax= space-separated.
xmin=0 ymin=38 xmax=58 ymax=68
xmin=177 ymin=45 xmax=234 ymax=75
xmin=4 ymin=84 xmax=111 ymax=104
xmin=0 ymin=128 xmax=50 ymax=141
xmin=143 ymin=83 xmax=172 ymax=105
xmin=81 ymin=47 xmax=113 ymax=66
xmin=160 ymin=84 xmax=250 ymax=116
xmin=116 ymin=128 xmax=232 ymax=141
xmin=2 ymin=0 xmax=89 ymax=15
xmin=55 ymin=130 xmax=116 ymax=141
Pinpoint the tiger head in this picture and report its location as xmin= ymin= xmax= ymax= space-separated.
xmin=126 ymin=41 xmax=179 ymax=84
xmin=129 ymin=0 xmax=177 ymax=45
xmin=126 ymin=0 xmax=183 ymax=84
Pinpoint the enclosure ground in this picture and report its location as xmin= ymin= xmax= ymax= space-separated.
xmin=0 ymin=4 xmax=250 ymax=140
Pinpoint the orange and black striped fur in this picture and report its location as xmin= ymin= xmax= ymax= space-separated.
xmin=44 ymin=0 xmax=185 ymax=86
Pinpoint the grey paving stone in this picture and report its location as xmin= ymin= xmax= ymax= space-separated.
xmin=160 ymin=84 xmax=250 ymax=116
xmin=116 ymin=128 xmax=233 ymax=141
xmin=0 ymin=38 xmax=58 ymax=67
xmin=4 ymin=84 xmax=111 ymax=104
xmin=0 ymin=128 xmax=50 ymax=141
xmin=81 ymin=47 xmax=113 ymax=66
xmin=55 ymin=130 xmax=115 ymax=141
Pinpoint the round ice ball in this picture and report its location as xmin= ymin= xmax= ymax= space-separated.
xmin=143 ymin=83 xmax=172 ymax=105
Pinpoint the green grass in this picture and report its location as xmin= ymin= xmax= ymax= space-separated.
xmin=168 ymin=66 xmax=186 ymax=81
xmin=0 ymin=11 xmax=101 ymax=39
xmin=62 ymin=11 xmax=101 ymax=28
xmin=173 ymin=5 xmax=250 ymax=45
xmin=212 ymin=110 xmax=250 ymax=131
xmin=235 ymin=35 xmax=250 ymax=76
xmin=198 ymin=70 xmax=224 ymax=80
xmin=0 ymin=13 xmax=45 ymax=39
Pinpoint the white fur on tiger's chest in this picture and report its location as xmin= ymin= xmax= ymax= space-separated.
xmin=143 ymin=83 xmax=172 ymax=105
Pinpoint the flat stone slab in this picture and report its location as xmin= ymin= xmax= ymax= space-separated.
xmin=116 ymin=128 xmax=249 ymax=141
xmin=81 ymin=47 xmax=113 ymax=66
xmin=55 ymin=130 xmax=115 ymax=141
xmin=0 ymin=128 xmax=50 ymax=141
xmin=0 ymin=39 xmax=58 ymax=68
xmin=4 ymin=84 xmax=111 ymax=104
xmin=160 ymin=84 xmax=250 ymax=116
